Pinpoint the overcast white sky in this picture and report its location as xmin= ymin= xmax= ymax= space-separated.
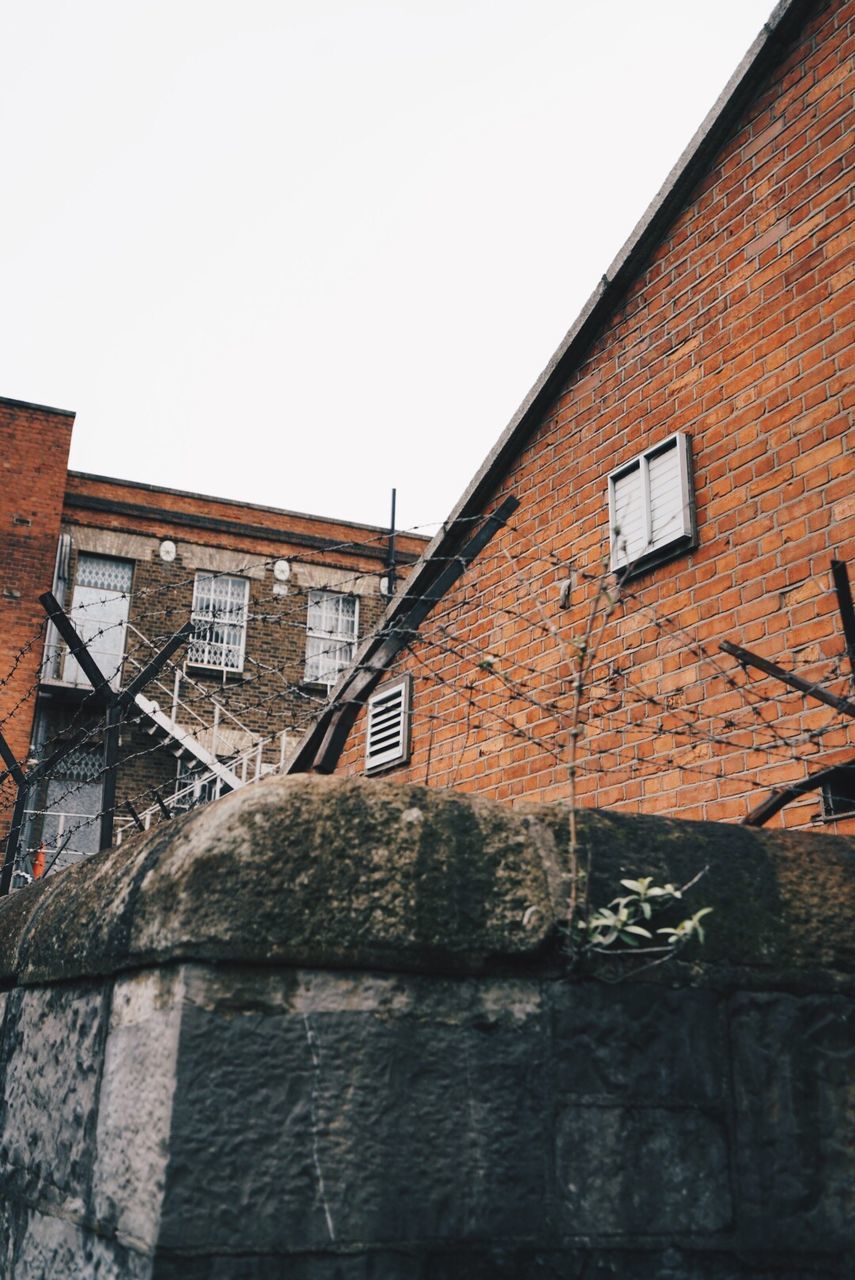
xmin=2 ymin=1 xmax=774 ymax=533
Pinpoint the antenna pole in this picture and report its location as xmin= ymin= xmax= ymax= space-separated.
xmin=386 ymin=488 xmax=398 ymax=598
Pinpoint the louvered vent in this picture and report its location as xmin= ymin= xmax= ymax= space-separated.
xmin=365 ymin=676 xmax=411 ymax=773
xmin=608 ymin=433 xmax=694 ymax=572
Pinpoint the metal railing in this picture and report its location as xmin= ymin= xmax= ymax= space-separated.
xmin=114 ymin=728 xmax=295 ymax=844
xmin=124 ymin=623 xmax=257 ymax=752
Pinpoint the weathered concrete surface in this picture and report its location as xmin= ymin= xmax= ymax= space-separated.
xmin=92 ymin=968 xmax=185 ymax=1254
xmin=0 ymin=777 xmax=852 ymax=1278
xmin=0 ymin=775 xmax=853 ymax=989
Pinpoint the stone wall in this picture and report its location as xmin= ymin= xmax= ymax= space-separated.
xmin=0 ymin=776 xmax=853 ymax=1278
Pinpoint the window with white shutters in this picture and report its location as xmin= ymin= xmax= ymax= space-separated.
xmin=188 ymin=574 xmax=250 ymax=672
xmin=365 ymin=676 xmax=411 ymax=773
xmin=608 ymin=433 xmax=695 ymax=575
xmin=305 ymin=591 xmax=359 ymax=685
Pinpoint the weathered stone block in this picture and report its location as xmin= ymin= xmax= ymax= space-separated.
xmin=1 ymin=1200 xmax=149 ymax=1279
xmin=92 ymin=967 xmax=186 ymax=1254
xmin=158 ymin=967 xmax=549 ymax=1253
xmin=555 ymin=1104 xmax=731 ymax=1235
xmin=0 ymin=982 xmax=108 ymax=1214
xmin=730 ymin=992 xmax=855 ymax=1246
xmin=152 ymin=1250 xmax=425 ymax=1279
xmin=551 ymin=982 xmax=726 ymax=1104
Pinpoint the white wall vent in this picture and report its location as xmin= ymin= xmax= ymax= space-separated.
xmin=608 ymin=432 xmax=696 ymax=575
xmin=365 ymin=675 xmax=411 ymax=773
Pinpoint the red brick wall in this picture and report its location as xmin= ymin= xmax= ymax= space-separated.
xmin=64 ymin=473 xmax=427 ymax=567
xmin=0 ymin=399 xmax=74 ymax=771
xmin=38 ymin=482 xmax=426 ymax=834
xmin=334 ymin=0 xmax=855 ymax=833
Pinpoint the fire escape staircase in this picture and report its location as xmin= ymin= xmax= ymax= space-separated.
xmin=115 ymin=625 xmax=295 ymax=842
xmin=130 ymin=691 xmax=245 ymax=792
xmin=37 ymin=617 xmax=295 ymax=854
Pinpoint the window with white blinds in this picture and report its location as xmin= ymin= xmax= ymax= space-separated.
xmin=188 ymin=574 xmax=250 ymax=671
xmin=608 ymin=433 xmax=695 ymax=573
xmin=365 ymin=676 xmax=411 ymax=773
xmin=305 ymin=591 xmax=359 ymax=685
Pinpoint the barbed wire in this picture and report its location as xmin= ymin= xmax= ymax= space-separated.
xmin=0 ymin=509 xmax=468 ymax=688
xmin=3 ymin=512 xmax=853 ymax=889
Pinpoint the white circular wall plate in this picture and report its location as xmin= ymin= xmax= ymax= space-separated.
xmin=273 ymin=559 xmax=291 ymax=582
xmin=159 ymin=540 xmax=177 ymax=563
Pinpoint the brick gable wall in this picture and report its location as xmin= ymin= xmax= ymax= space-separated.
xmin=332 ymin=0 xmax=855 ymax=833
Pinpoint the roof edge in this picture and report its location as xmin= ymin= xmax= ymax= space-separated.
xmin=67 ymin=470 xmax=428 ymax=543
xmin=0 ymin=395 xmax=76 ymax=419
xmin=284 ymin=0 xmax=818 ymax=774
xmin=417 ymin=0 xmax=813 ymax=567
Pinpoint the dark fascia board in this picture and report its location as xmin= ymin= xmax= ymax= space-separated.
xmin=284 ymin=0 xmax=816 ymax=774
xmin=67 ymin=471 xmax=420 ymax=542
xmin=63 ymin=493 xmax=420 ymax=564
xmin=0 ymin=395 xmax=75 ymax=419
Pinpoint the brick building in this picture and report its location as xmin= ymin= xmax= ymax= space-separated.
xmin=0 ymin=397 xmax=426 ymax=877
xmin=0 ymin=399 xmax=75 ymax=771
xmin=289 ymin=0 xmax=855 ymax=833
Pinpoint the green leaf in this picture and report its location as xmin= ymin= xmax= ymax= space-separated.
xmin=620 ymin=878 xmax=645 ymax=894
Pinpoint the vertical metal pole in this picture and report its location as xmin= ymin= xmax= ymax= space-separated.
xmin=831 ymin=560 xmax=855 ymax=685
xmin=99 ymin=703 xmax=121 ymax=852
xmin=386 ymin=488 xmax=398 ymax=598
xmin=0 ymin=784 xmax=29 ymax=895
xmin=172 ymin=668 xmax=181 ymax=723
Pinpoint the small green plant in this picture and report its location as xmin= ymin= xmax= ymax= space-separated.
xmin=575 ymin=871 xmax=712 ymax=962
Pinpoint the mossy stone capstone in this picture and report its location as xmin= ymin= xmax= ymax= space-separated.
xmin=0 ymin=774 xmax=852 ymax=988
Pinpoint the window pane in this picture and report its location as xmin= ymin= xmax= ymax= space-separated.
xmin=190 ymin=574 xmax=249 ymax=670
xmin=305 ymin=591 xmax=359 ymax=683
xmin=76 ymin=555 xmax=133 ymax=593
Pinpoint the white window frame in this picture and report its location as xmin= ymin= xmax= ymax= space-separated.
xmin=304 ymin=590 xmax=359 ymax=686
xmin=61 ymin=553 xmax=134 ymax=691
xmin=365 ymin=675 xmax=412 ymax=774
xmin=607 ymin=432 xmax=696 ymax=575
xmin=188 ymin=573 xmax=250 ymax=673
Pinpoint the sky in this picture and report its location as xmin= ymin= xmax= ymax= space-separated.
xmin=1 ymin=0 xmax=775 ymax=535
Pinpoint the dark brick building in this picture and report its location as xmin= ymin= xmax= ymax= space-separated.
xmin=0 ymin=399 xmax=426 ymax=876
xmin=291 ymin=0 xmax=855 ymax=834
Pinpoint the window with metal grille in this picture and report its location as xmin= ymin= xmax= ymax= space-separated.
xmin=365 ymin=675 xmax=411 ymax=773
xmin=821 ymin=769 xmax=855 ymax=819
xmin=76 ymin=554 xmax=134 ymax=593
xmin=305 ymin=591 xmax=359 ymax=685
xmin=188 ymin=574 xmax=250 ymax=672
xmin=62 ymin=553 xmax=134 ymax=690
xmin=608 ymin=433 xmax=696 ymax=575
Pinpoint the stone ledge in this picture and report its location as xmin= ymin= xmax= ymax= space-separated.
xmin=0 ymin=775 xmax=853 ymax=987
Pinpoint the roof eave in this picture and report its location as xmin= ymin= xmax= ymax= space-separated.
xmin=286 ymin=0 xmax=816 ymax=774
